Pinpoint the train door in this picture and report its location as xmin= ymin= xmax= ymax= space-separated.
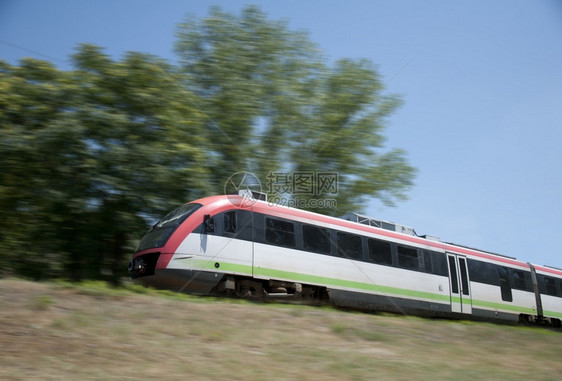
xmin=447 ymin=253 xmax=472 ymax=314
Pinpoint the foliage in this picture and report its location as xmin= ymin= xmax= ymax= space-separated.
xmin=0 ymin=49 xmax=210 ymax=281
xmin=175 ymin=5 xmax=415 ymax=214
xmin=0 ymin=5 xmax=415 ymax=281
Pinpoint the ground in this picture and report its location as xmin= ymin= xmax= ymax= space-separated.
xmin=1 ymin=279 xmax=561 ymax=380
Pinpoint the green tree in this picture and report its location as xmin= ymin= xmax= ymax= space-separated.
xmin=0 ymin=58 xmax=78 ymax=278
xmin=0 ymin=47 xmax=211 ymax=281
xmin=175 ymin=5 xmax=415 ymax=215
xmin=1 ymin=5 xmax=416 ymax=281
xmin=290 ymin=58 xmax=415 ymax=213
xmin=175 ymin=5 xmax=322 ymax=184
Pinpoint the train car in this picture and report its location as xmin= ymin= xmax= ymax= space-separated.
xmin=129 ymin=193 xmax=562 ymax=326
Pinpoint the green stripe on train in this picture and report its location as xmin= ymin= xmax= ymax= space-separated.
xmin=184 ymin=258 xmax=540 ymax=315
xmin=471 ymin=299 xmax=536 ymax=315
xmin=543 ymin=310 xmax=562 ymax=319
xmin=253 ymin=266 xmax=452 ymax=303
xmin=189 ymin=259 xmax=450 ymax=303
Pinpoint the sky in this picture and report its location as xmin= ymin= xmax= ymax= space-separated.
xmin=2 ymin=0 xmax=562 ymax=268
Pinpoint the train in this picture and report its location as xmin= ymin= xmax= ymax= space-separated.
xmin=128 ymin=193 xmax=562 ymax=326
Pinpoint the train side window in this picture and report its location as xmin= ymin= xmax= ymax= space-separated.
xmin=511 ymin=270 xmax=527 ymax=291
xmin=336 ymin=232 xmax=363 ymax=259
xmin=448 ymin=256 xmax=459 ymax=294
xmin=397 ymin=246 xmax=419 ymax=271
xmin=467 ymin=259 xmax=498 ymax=286
xmin=224 ymin=211 xmax=236 ymax=234
xmin=497 ymin=267 xmax=513 ymax=302
xmin=544 ymin=277 xmax=559 ymax=297
xmin=422 ymin=250 xmax=433 ymax=273
xmin=458 ymin=258 xmax=470 ymax=296
xmin=265 ymin=217 xmax=295 ymax=248
xmin=431 ymin=252 xmax=449 ymax=276
xmin=367 ymin=239 xmax=392 ymax=265
xmin=302 ymin=224 xmax=331 ymax=254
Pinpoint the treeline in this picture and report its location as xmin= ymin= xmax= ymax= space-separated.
xmin=0 ymin=6 xmax=415 ymax=282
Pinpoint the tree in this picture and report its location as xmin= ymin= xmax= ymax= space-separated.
xmin=289 ymin=58 xmax=415 ymax=213
xmin=1 ymin=5 xmax=416 ymax=281
xmin=175 ymin=5 xmax=415 ymax=215
xmin=0 ymin=58 xmax=80 ymax=278
xmin=0 ymin=47 xmax=211 ymax=281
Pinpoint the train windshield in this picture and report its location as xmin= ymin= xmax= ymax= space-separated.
xmin=136 ymin=203 xmax=202 ymax=252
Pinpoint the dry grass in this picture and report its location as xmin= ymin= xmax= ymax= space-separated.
xmin=1 ymin=278 xmax=561 ymax=380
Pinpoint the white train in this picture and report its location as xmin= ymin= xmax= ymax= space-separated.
xmin=129 ymin=194 xmax=562 ymax=326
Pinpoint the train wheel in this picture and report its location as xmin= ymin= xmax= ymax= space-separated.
xmin=236 ymin=279 xmax=264 ymax=298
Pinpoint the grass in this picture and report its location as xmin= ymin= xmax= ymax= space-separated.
xmin=27 ymin=294 xmax=55 ymax=311
xmin=1 ymin=278 xmax=561 ymax=380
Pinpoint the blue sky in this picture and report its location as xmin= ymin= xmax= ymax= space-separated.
xmin=2 ymin=0 xmax=562 ymax=268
